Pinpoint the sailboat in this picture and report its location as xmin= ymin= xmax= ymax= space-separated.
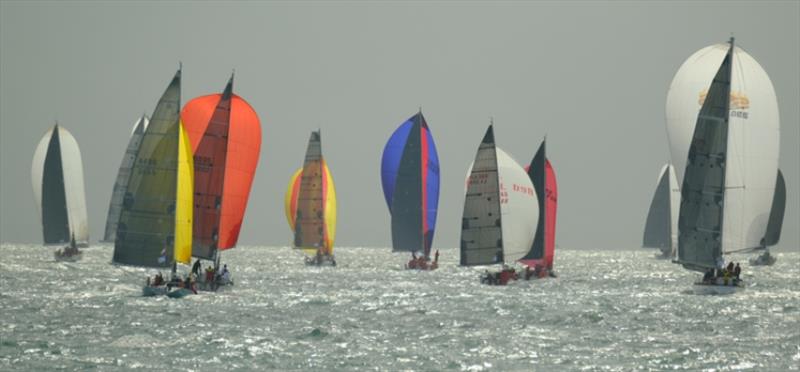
xmin=284 ymin=131 xmax=337 ymax=266
xmin=751 ymin=170 xmax=785 ymax=266
xmin=671 ymin=38 xmax=780 ymax=294
xmin=519 ymin=138 xmax=558 ymax=279
xmin=111 ymin=68 xmax=195 ymax=298
xmin=642 ymin=163 xmax=679 ymax=259
xmin=460 ymin=124 xmax=538 ymax=285
xmin=181 ymin=74 xmax=260 ymax=289
xmin=380 ymin=111 xmax=440 ymax=270
xmin=102 ymin=115 xmax=150 ymax=243
xmin=32 ymin=123 xmax=90 ymax=259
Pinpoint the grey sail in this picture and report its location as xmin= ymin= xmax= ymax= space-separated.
xmin=643 ymin=166 xmax=672 ymax=250
xmin=112 ymin=69 xmax=182 ymax=268
xmin=460 ymin=125 xmax=503 ymax=266
xmin=103 ymin=115 xmax=149 ymax=242
xmin=762 ymin=169 xmax=786 ymax=247
xmin=41 ymin=126 xmax=71 ymax=244
xmin=675 ymin=40 xmax=733 ymax=272
xmin=390 ymin=114 xmax=424 ymax=254
xmin=294 ymin=131 xmax=326 ymax=250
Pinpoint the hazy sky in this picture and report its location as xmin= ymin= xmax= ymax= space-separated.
xmin=1 ymin=1 xmax=798 ymax=251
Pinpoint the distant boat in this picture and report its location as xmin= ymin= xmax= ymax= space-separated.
xmin=111 ymin=68 xmax=195 ymax=298
xmin=102 ymin=115 xmax=150 ymax=243
xmin=519 ymin=138 xmax=558 ymax=278
xmin=380 ymin=111 xmax=440 ymax=270
xmin=460 ymin=124 xmax=538 ymax=285
xmin=672 ymin=38 xmax=780 ymax=294
xmin=751 ymin=170 xmax=785 ymax=266
xmin=642 ymin=163 xmax=679 ymax=259
xmin=666 ymin=38 xmax=781 ymax=258
xmin=284 ymin=131 xmax=337 ymax=266
xmin=31 ymin=124 xmax=89 ymax=249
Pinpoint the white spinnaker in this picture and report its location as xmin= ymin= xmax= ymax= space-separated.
xmin=31 ymin=127 xmax=55 ymax=216
xmin=666 ymin=43 xmax=779 ymax=251
xmin=56 ymin=127 xmax=90 ymax=244
xmin=496 ymin=148 xmax=538 ymax=263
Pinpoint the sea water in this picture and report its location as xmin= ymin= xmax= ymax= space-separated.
xmin=0 ymin=244 xmax=798 ymax=371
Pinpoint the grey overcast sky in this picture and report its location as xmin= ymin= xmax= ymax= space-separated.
xmin=1 ymin=1 xmax=798 ymax=251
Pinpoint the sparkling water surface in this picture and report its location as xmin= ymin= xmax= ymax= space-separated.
xmin=1 ymin=244 xmax=798 ymax=371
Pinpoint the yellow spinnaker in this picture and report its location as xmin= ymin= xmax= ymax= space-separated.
xmin=174 ymin=121 xmax=194 ymax=264
xmin=284 ymin=163 xmax=337 ymax=253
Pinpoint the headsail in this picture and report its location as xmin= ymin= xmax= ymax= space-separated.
xmin=675 ymin=40 xmax=733 ymax=272
xmin=181 ymin=77 xmax=261 ymax=250
xmin=520 ymin=139 xmax=558 ymax=269
xmin=762 ymin=169 xmax=786 ymax=247
xmin=103 ymin=115 xmax=150 ymax=242
xmin=32 ymin=125 xmax=89 ymax=246
xmin=186 ymin=76 xmax=233 ymax=260
xmin=381 ymin=112 xmax=440 ymax=256
xmin=113 ymin=69 xmax=193 ymax=268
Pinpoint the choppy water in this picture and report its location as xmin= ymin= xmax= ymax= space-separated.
xmin=0 ymin=244 xmax=798 ymax=371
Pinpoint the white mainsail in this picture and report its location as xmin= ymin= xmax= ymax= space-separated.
xmin=666 ymin=42 xmax=779 ymax=253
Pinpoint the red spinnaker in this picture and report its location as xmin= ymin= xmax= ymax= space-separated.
xmin=182 ymin=92 xmax=261 ymax=250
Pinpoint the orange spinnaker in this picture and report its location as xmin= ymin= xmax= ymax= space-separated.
xmin=181 ymin=93 xmax=261 ymax=250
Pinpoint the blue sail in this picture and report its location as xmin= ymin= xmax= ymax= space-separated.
xmin=381 ymin=113 xmax=440 ymax=255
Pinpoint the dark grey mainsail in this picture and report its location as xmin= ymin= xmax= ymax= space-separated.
xmin=675 ymin=39 xmax=733 ymax=272
xmin=103 ymin=115 xmax=149 ymax=242
xmin=643 ymin=165 xmax=672 ymax=250
xmin=294 ymin=131 xmax=326 ymax=250
xmin=460 ymin=125 xmax=503 ymax=266
xmin=113 ymin=69 xmax=182 ymax=268
xmin=42 ymin=126 xmax=70 ymax=244
xmin=391 ymin=113 xmax=425 ymax=254
xmin=762 ymin=169 xmax=786 ymax=247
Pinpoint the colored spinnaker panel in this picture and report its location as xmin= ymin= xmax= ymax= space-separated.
xmin=104 ymin=116 xmax=149 ymax=242
xmin=676 ymin=41 xmax=733 ymax=272
xmin=666 ymin=42 xmax=779 ymax=252
xmin=381 ymin=112 xmax=440 ymax=256
xmin=763 ymin=169 xmax=786 ymax=247
xmin=32 ymin=125 xmax=89 ymax=245
xmin=543 ymin=159 xmax=558 ymax=269
xmin=284 ymin=164 xmax=337 ymax=251
xmin=174 ymin=122 xmax=194 ymax=265
xmin=185 ymin=77 xmax=233 ymax=260
xmin=460 ymin=126 xmax=503 ymax=266
xmin=113 ymin=69 xmax=187 ymax=268
xmin=181 ymin=86 xmax=261 ymax=250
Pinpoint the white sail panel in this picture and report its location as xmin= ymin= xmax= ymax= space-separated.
xmin=31 ymin=127 xmax=55 ymax=216
xmin=56 ymin=126 xmax=90 ymax=244
xmin=667 ymin=164 xmax=680 ymax=255
xmin=495 ymin=148 xmax=538 ymax=263
xmin=666 ymin=43 xmax=779 ymax=252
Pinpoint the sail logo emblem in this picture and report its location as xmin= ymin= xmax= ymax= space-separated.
xmin=698 ymin=89 xmax=750 ymax=119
